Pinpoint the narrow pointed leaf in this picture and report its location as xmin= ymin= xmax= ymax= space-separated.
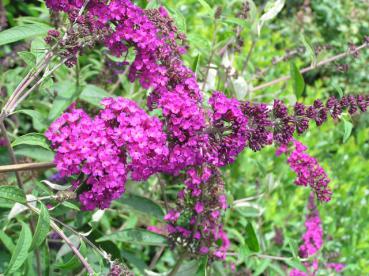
xmin=0 ymin=231 xmax=15 ymax=252
xmin=117 ymin=194 xmax=164 ymax=220
xmin=30 ymin=202 xmax=50 ymax=250
xmin=0 ymin=186 xmax=27 ymax=204
xmin=245 ymin=222 xmax=260 ymax=252
xmin=0 ymin=24 xmax=51 ymax=46
xmin=6 ymin=222 xmax=33 ymax=274
xmin=96 ymin=229 xmax=167 ymax=246
xmin=290 ymin=62 xmax=305 ymax=99
xmin=343 ymin=119 xmax=353 ymax=143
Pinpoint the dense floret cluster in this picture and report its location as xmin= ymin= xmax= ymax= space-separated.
xmin=46 ymin=98 xmax=169 ymax=210
xmin=290 ymin=194 xmax=345 ymax=275
xmin=164 ymin=166 xmax=229 ymax=260
xmin=277 ymin=140 xmax=332 ymax=202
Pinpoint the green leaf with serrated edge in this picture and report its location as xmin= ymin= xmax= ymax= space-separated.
xmin=30 ymin=203 xmax=50 ymax=250
xmin=0 ymin=23 xmax=51 ymax=46
xmin=290 ymin=62 xmax=305 ymax=99
xmin=56 ymin=240 xmax=87 ymax=270
xmin=6 ymin=222 xmax=32 ymax=274
xmin=0 ymin=186 xmax=26 ymax=204
xmin=343 ymin=119 xmax=353 ymax=143
xmin=245 ymin=222 xmax=260 ymax=252
xmin=117 ymin=194 xmax=164 ymax=220
xmin=0 ymin=231 xmax=15 ymax=252
xmin=11 ymin=133 xmax=51 ymax=151
xmin=96 ymin=229 xmax=167 ymax=246
xmin=79 ymin=84 xmax=110 ymax=107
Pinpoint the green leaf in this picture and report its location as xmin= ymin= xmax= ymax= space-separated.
xmin=300 ymin=34 xmax=317 ymax=67
xmin=62 ymin=201 xmax=80 ymax=211
xmin=198 ymin=0 xmax=213 ymax=16
xmin=96 ymin=229 xmax=167 ymax=246
xmin=284 ymin=258 xmax=307 ymax=273
xmin=6 ymin=222 xmax=33 ymax=275
xmin=290 ymin=62 xmax=305 ymax=99
xmin=14 ymin=109 xmax=46 ymax=132
xmin=192 ymin=54 xmax=201 ymax=77
xmin=79 ymin=84 xmax=110 ymax=107
xmin=196 ymin=257 xmax=208 ymax=276
xmin=343 ymin=119 xmax=353 ymax=143
xmin=334 ymin=84 xmax=344 ymax=98
xmin=30 ymin=203 xmax=50 ymax=250
xmin=0 ymin=231 xmax=15 ymax=253
xmin=117 ymin=194 xmax=164 ymax=220
xmin=0 ymin=186 xmax=27 ymax=204
xmin=48 ymin=81 xmax=77 ymax=122
xmin=288 ymin=238 xmax=298 ymax=258
xmin=176 ymin=260 xmax=200 ymax=276
xmin=15 ymin=146 xmax=54 ymax=162
xmin=18 ymin=51 xmax=36 ymax=67
xmin=245 ymin=222 xmax=260 ymax=252
xmin=0 ymin=24 xmax=51 ymax=46
xmin=11 ymin=133 xmax=51 ymax=151
xmin=31 ymin=38 xmax=47 ymax=65
xmin=257 ymin=0 xmax=285 ymax=36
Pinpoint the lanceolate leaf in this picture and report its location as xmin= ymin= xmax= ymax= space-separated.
xmin=0 ymin=186 xmax=27 ymax=204
xmin=30 ymin=202 xmax=50 ymax=250
xmin=0 ymin=24 xmax=51 ymax=46
xmin=11 ymin=133 xmax=51 ymax=151
xmin=96 ymin=229 xmax=167 ymax=246
xmin=257 ymin=0 xmax=285 ymax=36
xmin=117 ymin=194 xmax=164 ymax=220
xmin=290 ymin=62 xmax=305 ymax=99
xmin=343 ymin=119 xmax=353 ymax=143
xmin=14 ymin=109 xmax=46 ymax=132
xmin=0 ymin=230 xmax=15 ymax=253
xmin=245 ymin=222 xmax=260 ymax=252
xmin=300 ymin=34 xmax=317 ymax=67
xmin=79 ymin=84 xmax=110 ymax=107
xmin=6 ymin=222 xmax=33 ymax=274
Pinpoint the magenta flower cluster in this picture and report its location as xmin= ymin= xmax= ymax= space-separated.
xmin=290 ymin=194 xmax=345 ymax=276
xmin=46 ymin=98 xmax=169 ymax=210
xmin=164 ymin=166 xmax=229 ymax=260
xmin=207 ymin=92 xmax=248 ymax=166
xmin=277 ymin=139 xmax=332 ymax=202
